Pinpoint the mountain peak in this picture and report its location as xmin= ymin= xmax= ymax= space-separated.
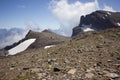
xmin=4 ymin=29 xmax=69 ymax=51
xmin=27 ymin=30 xmax=35 ymax=34
xmin=42 ymin=29 xmax=50 ymax=32
xmin=72 ymin=10 xmax=120 ymax=36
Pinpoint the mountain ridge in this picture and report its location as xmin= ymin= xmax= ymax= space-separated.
xmin=72 ymin=10 xmax=120 ymax=36
xmin=2 ymin=29 xmax=69 ymax=56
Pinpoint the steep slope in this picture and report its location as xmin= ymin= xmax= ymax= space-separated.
xmin=72 ymin=10 xmax=120 ymax=36
xmin=24 ymin=30 xmax=69 ymax=49
xmin=3 ymin=29 xmax=69 ymax=55
xmin=0 ymin=28 xmax=120 ymax=80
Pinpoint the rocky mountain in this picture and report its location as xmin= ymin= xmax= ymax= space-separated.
xmin=4 ymin=29 xmax=69 ymax=50
xmin=25 ymin=30 xmax=69 ymax=49
xmin=0 ymin=10 xmax=120 ymax=80
xmin=0 ymin=28 xmax=120 ymax=80
xmin=0 ymin=29 xmax=69 ymax=56
xmin=72 ymin=10 xmax=120 ymax=36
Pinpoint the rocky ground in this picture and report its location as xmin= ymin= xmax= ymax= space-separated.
xmin=0 ymin=28 xmax=120 ymax=80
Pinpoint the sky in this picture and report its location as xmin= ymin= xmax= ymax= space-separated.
xmin=0 ymin=0 xmax=120 ymax=35
xmin=0 ymin=0 xmax=59 ymax=30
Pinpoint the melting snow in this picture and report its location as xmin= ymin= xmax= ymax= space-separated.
xmin=105 ymin=15 xmax=107 ymax=17
xmin=107 ymin=12 xmax=111 ymax=15
xmin=83 ymin=28 xmax=94 ymax=32
xmin=117 ymin=22 xmax=120 ymax=26
xmin=44 ymin=45 xmax=55 ymax=49
xmin=81 ymin=24 xmax=95 ymax=32
xmin=8 ymin=38 xmax=36 ymax=55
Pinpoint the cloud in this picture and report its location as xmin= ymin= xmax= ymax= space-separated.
xmin=103 ymin=4 xmax=115 ymax=12
xmin=1 ymin=33 xmax=26 ymax=48
xmin=0 ymin=20 xmax=43 ymax=49
xmin=49 ymin=0 xmax=117 ymax=36
xmin=49 ymin=0 xmax=99 ymax=36
xmin=0 ymin=28 xmax=26 ymax=49
xmin=26 ymin=20 xmax=41 ymax=31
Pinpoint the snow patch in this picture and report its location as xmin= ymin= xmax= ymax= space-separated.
xmin=117 ymin=22 xmax=120 ymax=26
xmin=105 ymin=15 xmax=107 ymax=17
xmin=8 ymin=38 xmax=36 ymax=55
xmin=107 ymin=12 xmax=111 ymax=15
xmin=81 ymin=24 xmax=95 ymax=32
xmin=44 ymin=45 xmax=55 ymax=49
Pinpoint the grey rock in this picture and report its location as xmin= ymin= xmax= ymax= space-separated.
xmin=37 ymin=73 xmax=46 ymax=79
xmin=68 ymin=69 xmax=77 ymax=75
xmin=72 ymin=10 xmax=120 ymax=36
xmin=104 ymin=72 xmax=119 ymax=78
xmin=85 ymin=72 xmax=94 ymax=78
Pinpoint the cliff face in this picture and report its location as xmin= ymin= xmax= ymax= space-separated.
xmin=72 ymin=10 xmax=120 ymax=36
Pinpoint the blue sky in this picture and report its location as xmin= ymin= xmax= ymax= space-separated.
xmin=0 ymin=0 xmax=59 ymax=29
xmin=0 ymin=0 xmax=120 ymax=30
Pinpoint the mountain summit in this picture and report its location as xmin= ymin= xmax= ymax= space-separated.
xmin=72 ymin=10 xmax=120 ymax=36
xmin=24 ymin=29 xmax=69 ymax=49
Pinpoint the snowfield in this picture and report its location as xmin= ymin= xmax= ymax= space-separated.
xmin=117 ymin=22 xmax=120 ymax=26
xmin=8 ymin=38 xmax=36 ymax=55
xmin=81 ymin=24 xmax=95 ymax=32
xmin=107 ymin=12 xmax=111 ymax=15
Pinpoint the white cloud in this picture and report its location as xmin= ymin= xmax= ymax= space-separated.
xmin=0 ymin=29 xmax=26 ymax=49
xmin=49 ymin=0 xmax=99 ymax=36
xmin=26 ymin=20 xmax=41 ymax=31
xmin=103 ymin=4 xmax=115 ymax=12
xmin=0 ymin=21 xmax=41 ymax=49
xmin=0 ymin=20 xmax=42 ymax=49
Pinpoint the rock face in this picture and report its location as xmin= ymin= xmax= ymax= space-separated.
xmin=72 ymin=10 xmax=120 ymax=36
xmin=4 ymin=30 xmax=69 ymax=50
